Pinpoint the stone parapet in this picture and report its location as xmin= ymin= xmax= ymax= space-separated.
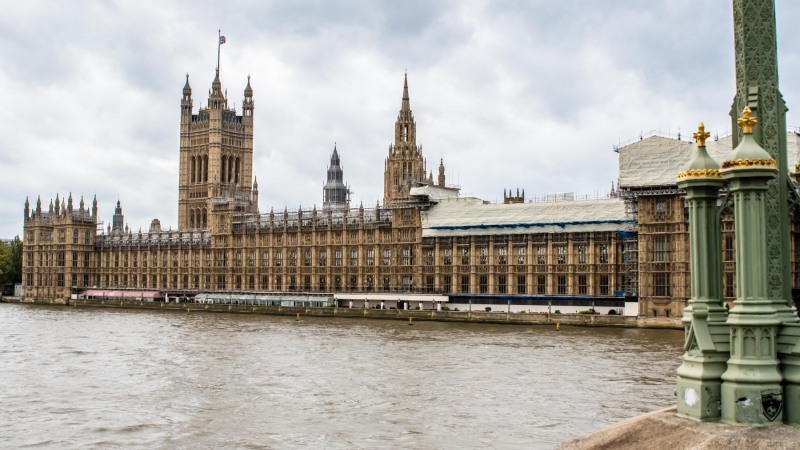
xmin=556 ymin=407 xmax=800 ymax=450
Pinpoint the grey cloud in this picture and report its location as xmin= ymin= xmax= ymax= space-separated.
xmin=1 ymin=1 xmax=799 ymax=238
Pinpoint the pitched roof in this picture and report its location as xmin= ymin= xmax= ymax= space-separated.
xmin=421 ymin=197 xmax=629 ymax=237
xmin=617 ymin=132 xmax=800 ymax=189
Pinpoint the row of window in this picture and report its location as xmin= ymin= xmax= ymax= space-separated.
xmin=218 ymin=229 xmax=395 ymax=246
xmin=26 ymin=251 xmax=91 ymax=268
xmin=96 ymin=247 xmax=417 ymax=269
xmin=651 ymin=272 xmax=736 ymax=298
xmin=42 ymin=243 xmax=616 ymax=270
xmin=32 ymin=229 xmax=93 ymax=244
xmin=432 ymin=244 xmax=610 ymax=266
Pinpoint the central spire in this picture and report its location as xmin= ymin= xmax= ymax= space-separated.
xmin=401 ymin=70 xmax=410 ymax=112
xmin=384 ymin=72 xmax=426 ymax=205
xmin=211 ymin=69 xmax=222 ymax=97
xmin=209 ymin=68 xmax=225 ymax=109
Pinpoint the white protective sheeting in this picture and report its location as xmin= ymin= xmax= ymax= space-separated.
xmin=788 ymin=132 xmax=800 ymax=169
xmin=618 ymin=132 xmax=800 ymax=189
xmin=421 ymin=197 xmax=629 ymax=237
xmin=409 ymin=185 xmax=461 ymax=201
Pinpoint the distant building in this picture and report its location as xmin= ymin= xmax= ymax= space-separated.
xmin=503 ymin=189 xmax=525 ymax=204
xmin=617 ymin=132 xmax=800 ymax=317
xmin=322 ymin=145 xmax=350 ymax=211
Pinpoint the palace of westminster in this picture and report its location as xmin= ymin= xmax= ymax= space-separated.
xmin=20 ymin=67 xmax=800 ymax=317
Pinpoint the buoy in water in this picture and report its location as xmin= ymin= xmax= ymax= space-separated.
xmin=556 ymin=322 xmax=560 ymax=332
xmin=295 ymin=313 xmax=300 ymax=321
xmin=408 ymin=317 xmax=413 ymax=326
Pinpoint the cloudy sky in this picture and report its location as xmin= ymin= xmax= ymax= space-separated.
xmin=1 ymin=1 xmax=799 ymax=238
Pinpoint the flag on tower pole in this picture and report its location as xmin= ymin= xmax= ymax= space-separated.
xmin=217 ymin=30 xmax=226 ymax=71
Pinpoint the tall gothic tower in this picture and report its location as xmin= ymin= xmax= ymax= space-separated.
xmin=178 ymin=70 xmax=256 ymax=230
xmin=323 ymin=144 xmax=350 ymax=210
xmin=383 ymin=73 xmax=427 ymax=205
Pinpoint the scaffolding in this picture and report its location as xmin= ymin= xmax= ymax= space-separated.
xmin=621 ymin=189 xmax=639 ymax=298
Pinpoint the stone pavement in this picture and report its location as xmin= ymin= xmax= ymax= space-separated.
xmin=556 ymin=407 xmax=800 ymax=449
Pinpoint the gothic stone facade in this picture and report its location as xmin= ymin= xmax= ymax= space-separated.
xmin=31 ymin=71 xmax=781 ymax=317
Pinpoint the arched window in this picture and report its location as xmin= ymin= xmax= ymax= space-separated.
xmin=189 ymin=209 xmax=195 ymax=228
xmin=190 ymin=157 xmax=196 ymax=183
xmin=202 ymin=208 xmax=207 ymax=228
xmin=203 ymin=155 xmax=208 ymax=182
xmin=228 ymin=156 xmax=234 ymax=184
xmin=221 ymin=156 xmax=227 ymax=183
xmin=235 ymin=157 xmax=240 ymax=184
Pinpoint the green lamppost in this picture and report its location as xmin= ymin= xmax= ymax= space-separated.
xmin=719 ymin=107 xmax=783 ymax=425
xmin=675 ymin=122 xmax=730 ymax=421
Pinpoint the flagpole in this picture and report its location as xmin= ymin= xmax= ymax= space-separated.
xmin=217 ymin=29 xmax=221 ymax=72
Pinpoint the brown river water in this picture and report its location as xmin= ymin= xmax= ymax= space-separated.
xmin=0 ymin=303 xmax=683 ymax=449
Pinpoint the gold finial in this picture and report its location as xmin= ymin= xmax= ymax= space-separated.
xmin=738 ymin=106 xmax=757 ymax=134
xmin=692 ymin=121 xmax=710 ymax=147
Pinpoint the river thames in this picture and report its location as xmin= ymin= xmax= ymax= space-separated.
xmin=0 ymin=304 xmax=682 ymax=449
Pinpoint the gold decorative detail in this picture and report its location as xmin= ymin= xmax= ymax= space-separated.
xmin=692 ymin=121 xmax=710 ymax=147
xmin=677 ymin=169 xmax=721 ymax=179
xmin=794 ymin=162 xmax=800 ymax=173
xmin=737 ymin=106 xmax=757 ymax=134
xmin=720 ymin=158 xmax=777 ymax=169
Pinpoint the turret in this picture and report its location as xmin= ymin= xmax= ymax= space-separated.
xmin=67 ymin=193 xmax=73 ymax=214
xmin=92 ymin=195 xmax=98 ymax=221
xmin=181 ymin=74 xmax=193 ymax=117
xmin=438 ymin=159 xmax=446 ymax=187
xmin=243 ymin=75 xmax=254 ymax=118
xmin=36 ymin=196 xmax=42 ymax=217
xmin=252 ymin=177 xmax=259 ymax=208
xmin=209 ymin=69 xmax=225 ymax=109
xmin=54 ymin=194 xmax=60 ymax=216
xmin=24 ymin=197 xmax=29 ymax=219
xmin=503 ymin=188 xmax=525 ymax=204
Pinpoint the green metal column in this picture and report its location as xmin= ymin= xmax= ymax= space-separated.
xmin=720 ymin=108 xmax=783 ymax=425
xmin=730 ymin=0 xmax=793 ymax=320
xmin=732 ymin=0 xmax=800 ymax=424
xmin=676 ymin=123 xmax=730 ymax=421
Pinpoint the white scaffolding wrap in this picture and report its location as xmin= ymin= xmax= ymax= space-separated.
xmin=421 ymin=197 xmax=629 ymax=237
xmin=618 ymin=133 xmax=800 ymax=189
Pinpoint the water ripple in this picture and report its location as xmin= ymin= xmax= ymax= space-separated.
xmin=0 ymin=303 xmax=682 ymax=449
